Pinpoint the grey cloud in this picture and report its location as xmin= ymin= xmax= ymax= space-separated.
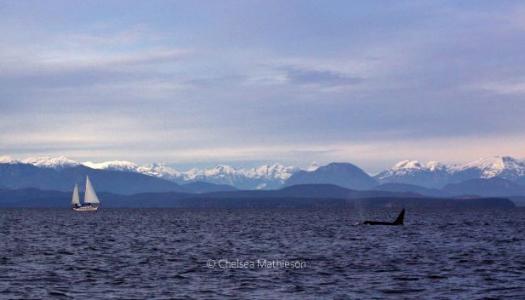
xmin=280 ymin=65 xmax=363 ymax=87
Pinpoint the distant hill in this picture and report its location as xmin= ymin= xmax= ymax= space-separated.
xmin=285 ymin=163 xmax=377 ymax=190
xmin=508 ymin=196 xmax=525 ymax=207
xmin=0 ymin=184 xmax=515 ymax=209
xmin=443 ymin=177 xmax=525 ymax=197
xmin=0 ymin=188 xmax=71 ymax=207
xmin=373 ymin=183 xmax=449 ymax=198
xmin=193 ymin=184 xmax=418 ymax=200
xmin=181 ymin=181 xmax=237 ymax=193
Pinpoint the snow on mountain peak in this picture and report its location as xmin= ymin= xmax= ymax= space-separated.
xmin=425 ymin=161 xmax=446 ymax=171
xmin=376 ymin=159 xmax=450 ymax=182
xmin=391 ymin=160 xmax=448 ymax=172
xmin=306 ymin=162 xmax=320 ymax=171
xmin=378 ymin=156 xmax=525 ymax=187
xmin=184 ymin=168 xmax=201 ymax=180
xmin=82 ymin=160 xmax=139 ymax=172
xmin=21 ymin=156 xmax=79 ymax=168
xmin=393 ymin=160 xmax=423 ymax=170
xmin=0 ymin=155 xmax=18 ymax=164
xmin=137 ymin=163 xmax=181 ymax=178
xmin=243 ymin=163 xmax=297 ymax=180
xmin=459 ymin=156 xmax=525 ymax=178
xmin=203 ymin=165 xmax=237 ymax=177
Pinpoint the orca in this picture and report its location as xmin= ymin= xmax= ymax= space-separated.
xmin=363 ymin=209 xmax=405 ymax=226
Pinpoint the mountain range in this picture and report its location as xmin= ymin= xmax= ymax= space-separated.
xmin=2 ymin=155 xmax=525 ymax=201
xmin=83 ymin=159 xmax=298 ymax=190
xmin=375 ymin=156 xmax=525 ymax=188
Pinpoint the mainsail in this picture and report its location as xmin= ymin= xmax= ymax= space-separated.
xmin=71 ymin=184 xmax=80 ymax=206
xmin=84 ymin=176 xmax=100 ymax=204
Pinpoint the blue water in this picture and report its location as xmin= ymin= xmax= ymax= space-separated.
xmin=1 ymin=208 xmax=524 ymax=299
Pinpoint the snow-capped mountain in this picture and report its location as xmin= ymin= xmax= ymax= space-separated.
xmin=21 ymin=156 xmax=80 ymax=169
xmin=375 ymin=160 xmax=452 ymax=188
xmin=244 ymin=164 xmax=297 ymax=181
xmin=81 ymin=160 xmax=297 ymax=190
xmin=453 ymin=156 xmax=525 ymax=180
xmin=377 ymin=160 xmax=449 ymax=177
xmin=137 ymin=163 xmax=183 ymax=181
xmin=0 ymin=156 xmax=184 ymax=194
xmin=83 ymin=160 xmax=140 ymax=172
xmin=81 ymin=160 xmax=185 ymax=181
xmin=377 ymin=156 xmax=525 ymax=188
xmin=306 ymin=162 xmax=320 ymax=171
xmin=0 ymin=156 xmax=18 ymax=164
xmin=162 ymin=163 xmax=297 ymax=189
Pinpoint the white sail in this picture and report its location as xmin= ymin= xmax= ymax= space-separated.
xmin=84 ymin=176 xmax=100 ymax=204
xmin=71 ymin=184 xmax=80 ymax=205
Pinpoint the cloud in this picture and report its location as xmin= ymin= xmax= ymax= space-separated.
xmin=1 ymin=47 xmax=190 ymax=77
xmin=472 ymin=80 xmax=525 ymax=95
xmin=0 ymin=47 xmax=192 ymax=102
xmin=279 ymin=65 xmax=363 ymax=87
xmin=2 ymin=1 xmax=525 ymax=170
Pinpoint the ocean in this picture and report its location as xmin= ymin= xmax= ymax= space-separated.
xmin=1 ymin=208 xmax=524 ymax=299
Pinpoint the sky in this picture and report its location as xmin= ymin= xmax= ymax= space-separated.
xmin=1 ymin=0 xmax=525 ymax=173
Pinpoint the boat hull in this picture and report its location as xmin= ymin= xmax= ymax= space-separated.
xmin=72 ymin=205 xmax=98 ymax=212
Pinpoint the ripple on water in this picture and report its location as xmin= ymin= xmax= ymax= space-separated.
xmin=0 ymin=208 xmax=524 ymax=299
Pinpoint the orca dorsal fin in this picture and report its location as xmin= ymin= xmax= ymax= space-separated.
xmin=393 ymin=208 xmax=405 ymax=225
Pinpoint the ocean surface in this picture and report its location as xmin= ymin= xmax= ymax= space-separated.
xmin=1 ymin=208 xmax=524 ymax=299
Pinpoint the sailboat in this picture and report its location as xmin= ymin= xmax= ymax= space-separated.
xmin=72 ymin=176 xmax=100 ymax=212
